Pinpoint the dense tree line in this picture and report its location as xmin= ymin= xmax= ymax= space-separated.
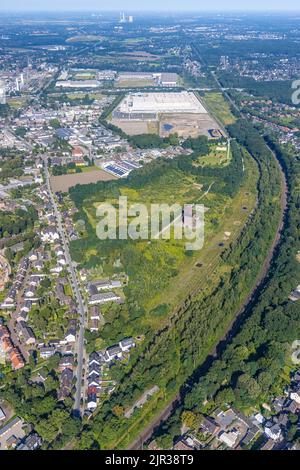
xmin=0 ymin=363 xmax=82 ymax=449
xmin=0 ymin=206 xmax=38 ymax=239
xmin=0 ymin=104 xmax=10 ymax=118
xmin=219 ymin=73 xmax=296 ymax=106
xmin=179 ymin=136 xmax=300 ymax=414
xmin=127 ymin=133 xmax=180 ymax=149
xmin=0 ymin=149 xmax=25 ymax=181
xmin=52 ymin=162 xmax=82 ymax=176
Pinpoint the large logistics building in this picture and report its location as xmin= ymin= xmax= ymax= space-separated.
xmin=113 ymin=91 xmax=207 ymax=120
xmin=56 ymin=80 xmax=100 ymax=88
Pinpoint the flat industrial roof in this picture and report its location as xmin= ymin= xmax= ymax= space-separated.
xmin=116 ymin=91 xmax=207 ymax=115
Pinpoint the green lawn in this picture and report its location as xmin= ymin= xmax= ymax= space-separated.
xmin=203 ymin=92 xmax=236 ymax=126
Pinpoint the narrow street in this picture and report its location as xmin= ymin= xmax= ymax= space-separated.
xmin=43 ymin=158 xmax=87 ymax=416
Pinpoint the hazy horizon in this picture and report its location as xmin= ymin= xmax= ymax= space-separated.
xmin=1 ymin=0 xmax=300 ymax=13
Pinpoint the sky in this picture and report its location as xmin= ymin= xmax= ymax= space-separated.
xmin=0 ymin=0 xmax=300 ymax=13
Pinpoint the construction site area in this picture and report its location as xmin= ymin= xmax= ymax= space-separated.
xmin=111 ymin=91 xmax=223 ymax=139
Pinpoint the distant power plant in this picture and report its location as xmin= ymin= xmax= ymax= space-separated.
xmin=0 ymin=79 xmax=6 ymax=104
xmin=119 ymin=13 xmax=134 ymax=24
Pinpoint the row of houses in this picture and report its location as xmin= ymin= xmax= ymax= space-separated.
xmin=86 ymin=352 xmax=103 ymax=411
xmin=1 ymin=258 xmax=29 ymax=309
xmin=88 ymin=291 xmax=122 ymax=306
xmin=58 ymin=353 xmax=74 ymax=401
xmin=0 ymin=325 xmax=25 ymax=370
xmin=162 ymin=369 xmax=300 ymax=451
xmin=13 ymin=270 xmax=46 ymax=349
xmin=88 ymin=305 xmax=105 ymax=333
xmin=87 ymin=279 xmax=123 ymax=306
xmin=85 ymin=339 xmax=136 ymax=412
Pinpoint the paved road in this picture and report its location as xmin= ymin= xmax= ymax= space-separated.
xmin=44 ymin=158 xmax=87 ymax=416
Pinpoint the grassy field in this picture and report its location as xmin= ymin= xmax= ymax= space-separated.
xmin=7 ymin=97 xmax=28 ymax=109
xmin=193 ymin=143 xmax=231 ymax=167
xmin=203 ymin=92 xmax=236 ymax=126
xmin=71 ymin=149 xmax=258 ymax=332
xmin=66 ymin=92 xmax=104 ymax=100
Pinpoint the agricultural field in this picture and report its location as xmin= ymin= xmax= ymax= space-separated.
xmin=203 ymin=92 xmax=236 ymax=126
xmin=50 ymin=169 xmax=116 ymax=192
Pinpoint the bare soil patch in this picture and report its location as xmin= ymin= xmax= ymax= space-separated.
xmin=50 ymin=169 xmax=116 ymax=192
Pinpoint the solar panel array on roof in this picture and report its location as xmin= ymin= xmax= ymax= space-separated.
xmin=105 ymin=165 xmax=127 ymax=177
xmin=117 ymin=161 xmax=136 ymax=171
xmin=122 ymin=160 xmax=141 ymax=169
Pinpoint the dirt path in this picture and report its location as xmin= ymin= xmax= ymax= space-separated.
xmin=128 ymin=397 xmax=180 ymax=450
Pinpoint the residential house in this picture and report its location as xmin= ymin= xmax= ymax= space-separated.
xmin=39 ymin=346 xmax=56 ymax=359
xmin=17 ymin=321 xmax=36 ymax=346
xmin=199 ymin=416 xmax=220 ymax=436
xmin=119 ymin=337 xmax=135 ymax=352
xmin=16 ymin=433 xmax=42 ymax=451
xmin=88 ymin=291 xmax=122 ymax=306
xmin=87 ymin=393 xmax=97 ymax=411
xmin=58 ymin=368 xmax=73 ymax=401
xmin=90 ymin=306 xmax=101 ymax=320
xmin=89 ymin=319 xmax=99 ymax=332
xmin=40 ymin=227 xmax=60 ymax=244
xmin=65 ymin=326 xmax=76 ymax=343
xmin=289 ymin=285 xmax=300 ymax=302
xmin=89 ymin=352 xmax=101 ymax=366
xmin=1 ymin=337 xmax=13 ymax=352
xmin=264 ymin=424 xmax=282 ymax=441
xmin=104 ymin=345 xmax=123 ymax=362
xmin=290 ymin=385 xmax=300 ymax=405
xmin=219 ymin=429 xmax=240 ymax=448
xmin=59 ymin=355 xmax=74 ymax=372
xmin=173 ymin=438 xmax=194 ymax=451
xmin=9 ymin=348 xmax=25 ymax=370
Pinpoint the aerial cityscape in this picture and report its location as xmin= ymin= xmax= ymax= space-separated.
xmin=0 ymin=2 xmax=300 ymax=456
